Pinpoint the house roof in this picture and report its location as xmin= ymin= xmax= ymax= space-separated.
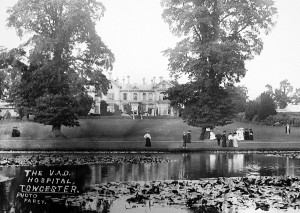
xmin=276 ymin=104 xmax=300 ymax=113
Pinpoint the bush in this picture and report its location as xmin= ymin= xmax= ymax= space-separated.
xmin=259 ymin=113 xmax=300 ymax=127
xmin=261 ymin=114 xmax=289 ymax=126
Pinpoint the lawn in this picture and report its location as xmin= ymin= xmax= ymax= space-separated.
xmin=0 ymin=118 xmax=299 ymax=142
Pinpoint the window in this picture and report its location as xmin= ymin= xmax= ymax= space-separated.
xmin=133 ymin=93 xmax=137 ymax=100
xmin=107 ymin=105 xmax=114 ymax=112
xmin=159 ymin=92 xmax=164 ymax=101
xmin=142 ymin=93 xmax=146 ymax=101
xmin=148 ymin=93 xmax=153 ymax=101
xmin=108 ymin=93 xmax=114 ymax=100
xmin=123 ymin=93 xmax=127 ymax=100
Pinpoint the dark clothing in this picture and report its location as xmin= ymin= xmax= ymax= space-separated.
xmin=145 ymin=138 xmax=151 ymax=147
xmin=183 ymin=134 xmax=187 ymax=148
xmin=221 ymin=134 xmax=227 ymax=147
xmin=186 ymin=132 xmax=191 ymax=143
xmin=249 ymin=130 xmax=254 ymax=140
xmin=216 ymin=134 xmax=222 ymax=146
xmin=228 ymin=140 xmax=233 ymax=147
xmin=12 ymin=128 xmax=20 ymax=137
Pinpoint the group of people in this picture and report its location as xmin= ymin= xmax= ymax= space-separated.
xmin=144 ymin=130 xmax=192 ymax=148
xmin=215 ymin=128 xmax=254 ymax=148
xmin=144 ymin=127 xmax=254 ymax=148
xmin=215 ymin=131 xmax=239 ymax=147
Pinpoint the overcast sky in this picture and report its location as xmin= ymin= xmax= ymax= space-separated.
xmin=0 ymin=0 xmax=300 ymax=100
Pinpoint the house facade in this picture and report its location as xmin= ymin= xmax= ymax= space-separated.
xmin=89 ymin=73 xmax=177 ymax=116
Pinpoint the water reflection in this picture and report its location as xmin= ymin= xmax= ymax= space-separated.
xmin=0 ymin=153 xmax=300 ymax=213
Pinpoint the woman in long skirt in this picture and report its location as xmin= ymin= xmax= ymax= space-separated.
xmin=233 ymin=133 xmax=239 ymax=147
xmin=144 ymin=131 xmax=151 ymax=147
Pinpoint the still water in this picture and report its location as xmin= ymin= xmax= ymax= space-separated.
xmin=0 ymin=152 xmax=299 ymax=213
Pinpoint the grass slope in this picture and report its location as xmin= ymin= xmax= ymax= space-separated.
xmin=0 ymin=119 xmax=299 ymax=142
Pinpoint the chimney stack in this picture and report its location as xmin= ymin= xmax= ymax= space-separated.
xmin=127 ymin=76 xmax=130 ymax=84
xmin=159 ymin=76 xmax=163 ymax=83
xmin=122 ymin=77 xmax=125 ymax=85
xmin=153 ymin=77 xmax=156 ymax=84
xmin=143 ymin=77 xmax=145 ymax=84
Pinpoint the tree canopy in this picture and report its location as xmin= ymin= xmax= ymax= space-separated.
xmin=161 ymin=0 xmax=277 ymax=129
xmin=4 ymin=0 xmax=114 ymax=136
xmin=264 ymin=79 xmax=293 ymax=109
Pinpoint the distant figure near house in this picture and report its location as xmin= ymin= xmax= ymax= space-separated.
xmin=182 ymin=132 xmax=187 ymax=148
xmin=144 ymin=131 xmax=151 ymax=147
xmin=285 ymin=124 xmax=291 ymax=134
xmin=186 ymin=130 xmax=191 ymax=143
xmin=0 ymin=110 xmax=3 ymax=120
xmin=12 ymin=127 xmax=21 ymax=137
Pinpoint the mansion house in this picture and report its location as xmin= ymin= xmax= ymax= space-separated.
xmin=89 ymin=73 xmax=177 ymax=116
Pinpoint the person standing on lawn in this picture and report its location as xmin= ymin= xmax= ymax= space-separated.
xmin=249 ymin=129 xmax=254 ymax=140
xmin=221 ymin=131 xmax=227 ymax=147
xmin=228 ymin=132 xmax=233 ymax=147
xmin=183 ymin=132 xmax=187 ymax=148
xmin=216 ymin=132 xmax=222 ymax=146
xmin=232 ymin=132 xmax=239 ymax=148
xmin=186 ymin=130 xmax=191 ymax=143
xmin=285 ymin=124 xmax=291 ymax=134
xmin=144 ymin=131 xmax=151 ymax=147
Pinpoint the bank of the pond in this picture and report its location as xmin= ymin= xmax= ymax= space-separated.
xmin=0 ymin=139 xmax=300 ymax=152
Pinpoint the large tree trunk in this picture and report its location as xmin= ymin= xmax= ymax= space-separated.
xmin=50 ymin=124 xmax=66 ymax=138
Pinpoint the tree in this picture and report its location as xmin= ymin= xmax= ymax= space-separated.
xmin=258 ymin=92 xmax=276 ymax=120
xmin=265 ymin=84 xmax=274 ymax=98
xmin=292 ymin=88 xmax=300 ymax=104
xmin=265 ymin=80 xmax=293 ymax=109
xmin=161 ymin=0 xmax=277 ymax=134
xmin=6 ymin=0 xmax=114 ymax=137
xmin=226 ymin=85 xmax=248 ymax=113
xmin=274 ymin=79 xmax=293 ymax=109
xmin=245 ymin=100 xmax=259 ymax=121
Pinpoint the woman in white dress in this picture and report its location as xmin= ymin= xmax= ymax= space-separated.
xmin=210 ymin=131 xmax=216 ymax=140
xmin=232 ymin=133 xmax=239 ymax=147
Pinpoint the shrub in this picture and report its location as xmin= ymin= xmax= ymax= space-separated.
xmin=258 ymin=93 xmax=276 ymax=120
xmin=261 ymin=114 xmax=289 ymax=126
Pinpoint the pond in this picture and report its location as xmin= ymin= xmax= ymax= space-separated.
xmin=0 ymin=152 xmax=300 ymax=213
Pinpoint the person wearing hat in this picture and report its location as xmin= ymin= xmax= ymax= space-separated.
xmin=186 ymin=130 xmax=191 ymax=143
xmin=232 ymin=132 xmax=239 ymax=148
xmin=221 ymin=131 xmax=227 ymax=147
xmin=228 ymin=132 xmax=233 ymax=147
xmin=144 ymin=131 xmax=151 ymax=147
xmin=182 ymin=132 xmax=187 ymax=148
xmin=215 ymin=131 xmax=222 ymax=146
xmin=12 ymin=127 xmax=21 ymax=137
